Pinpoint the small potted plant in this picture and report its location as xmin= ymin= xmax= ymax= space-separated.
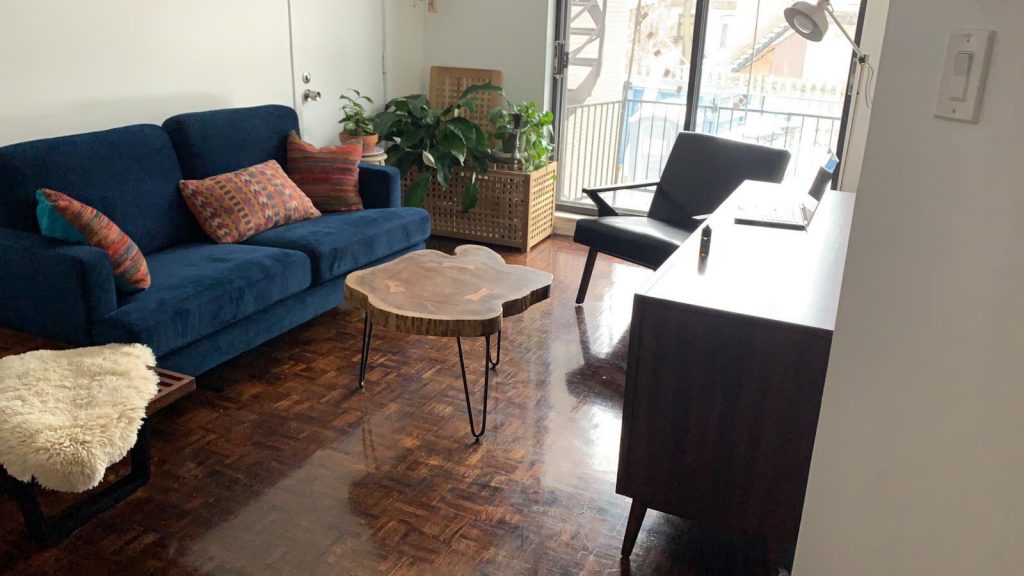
xmin=487 ymin=101 xmax=555 ymax=172
xmin=338 ymin=89 xmax=378 ymax=153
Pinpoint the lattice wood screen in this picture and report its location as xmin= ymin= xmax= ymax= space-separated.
xmin=429 ymin=66 xmax=504 ymax=127
xmin=403 ymin=163 xmax=557 ymax=252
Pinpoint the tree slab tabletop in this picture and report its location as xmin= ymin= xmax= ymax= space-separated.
xmin=344 ymin=245 xmax=553 ymax=338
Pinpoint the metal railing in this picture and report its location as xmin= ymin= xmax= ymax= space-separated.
xmin=558 ymin=98 xmax=843 ymax=210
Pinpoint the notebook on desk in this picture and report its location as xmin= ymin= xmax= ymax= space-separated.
xmin=734 ymin=151 xmax=839 ymax=230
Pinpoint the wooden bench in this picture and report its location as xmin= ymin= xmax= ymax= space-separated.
xmin=1 ymin=366 xmax=195 ymax=546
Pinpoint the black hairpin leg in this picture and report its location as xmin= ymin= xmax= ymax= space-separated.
xmin=457 ymin=334 xmax=493 ymax=441
xmin=487 ymin=330 xmax=502 ymax=370
xmin=358 ymin=312 xmax=374 ymax=389
xmin=3 ymin=419 xmax=151 ymax=547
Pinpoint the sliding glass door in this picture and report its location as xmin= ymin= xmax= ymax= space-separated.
xmin=553 ymin=0 xmax=866 ymax=214
xmin=693 ymin=0 xmax=863 ymax=181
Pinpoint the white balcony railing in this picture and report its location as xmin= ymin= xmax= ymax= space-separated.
xmin=558 ymin=98 xmax=843 ymax=211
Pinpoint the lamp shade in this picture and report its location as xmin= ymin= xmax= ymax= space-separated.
xmin=785 ymin=0 xmax=830 ymax=42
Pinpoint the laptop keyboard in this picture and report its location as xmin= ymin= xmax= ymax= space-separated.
xmin=737 ymin=203 xmax=806 ymax=226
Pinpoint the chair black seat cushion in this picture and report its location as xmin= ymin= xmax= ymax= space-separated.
xmin=574 ymin=216 xmax=693 ymax=269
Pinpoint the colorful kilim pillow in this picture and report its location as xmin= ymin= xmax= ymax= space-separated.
xmin=178 ymin=160 xmax=321 ymax=244
xmin=286 ymin=132 xmax=363 ymax=212
xmin=36 ymin=189 xmax=151 ymax=292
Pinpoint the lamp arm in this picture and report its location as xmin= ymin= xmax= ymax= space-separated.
xmin=826 ymin=5 xmax=865 ymax=60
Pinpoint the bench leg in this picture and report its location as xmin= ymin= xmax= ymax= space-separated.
xmin=2 ymin=419 xmax=152 ymax=547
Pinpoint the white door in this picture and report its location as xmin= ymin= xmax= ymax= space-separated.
xmin=289 ymin=0 xmax=385 ymax=147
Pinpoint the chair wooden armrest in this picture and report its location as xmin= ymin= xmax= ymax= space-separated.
xmin=581 ymin=181 xmax=660 ymax=217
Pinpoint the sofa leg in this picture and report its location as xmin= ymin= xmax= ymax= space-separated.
xmin=576 ymin=248 xmax=599 ymax=305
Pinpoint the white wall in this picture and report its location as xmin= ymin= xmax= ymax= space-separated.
xmin=421 ymin=0 xmax=555 ymax=106
xmin=384 ymin=1 xmax=427 ymax=100
xmin=794 ymin=1 xmax=1024 ymax=574
xmin=0 ymin=0 xmax=293 ymax=146
xmin=0 ymin=0 xmax=430 ymax=147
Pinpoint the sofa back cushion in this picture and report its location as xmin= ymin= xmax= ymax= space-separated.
xmin=162 ymin=105 xmax=300 ymax=180
xmin=0 ymin=124 xmax=200 ymax=254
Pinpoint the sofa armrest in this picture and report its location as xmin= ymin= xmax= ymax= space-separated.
xmin=0 ymin=228 xmax=118 ymax=346
xmin=358 ymin=164 xmax=402 ymax=209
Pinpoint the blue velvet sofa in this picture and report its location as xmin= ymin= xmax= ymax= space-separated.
xmin=0 ymin=105 xmax=430 ymax=376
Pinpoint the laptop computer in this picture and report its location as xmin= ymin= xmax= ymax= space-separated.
xmin=734 ymin=151 xmax=839 ymax=230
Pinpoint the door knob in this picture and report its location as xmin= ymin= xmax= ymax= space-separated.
xmin=303 ymin=89 xmax=322 ymax=102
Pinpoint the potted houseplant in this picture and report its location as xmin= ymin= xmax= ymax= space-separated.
xmin=373 ymin=82 xmax=501 ymax=211
xmin=338 ymin=89 xmax=378 ymax=153
xmin=375 ymin=83 xmax=558 ymax=252
xmin=486 ymin=101 xmax=555 ymax=172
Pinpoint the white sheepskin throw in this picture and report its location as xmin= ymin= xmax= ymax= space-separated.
xmin=0 ymin=344 xmax=159 ymax=493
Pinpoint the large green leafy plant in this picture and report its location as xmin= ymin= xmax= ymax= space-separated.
xmin=373 ymin=83 xmax=502 ymax=211
xmin=487 ymin=101 xmax=554 ymax=172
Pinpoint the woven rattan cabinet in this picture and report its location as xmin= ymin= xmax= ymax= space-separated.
xmin=402 ymin=162 xmax=557 ymax=252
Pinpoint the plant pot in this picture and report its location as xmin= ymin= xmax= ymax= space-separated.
xmin=360 ymin=133 xmax=379 ymax=154
xmin=339 ymin=133 xmax=380 ymax=154
xmin=501 ymin=134 xmax=518 ymax=154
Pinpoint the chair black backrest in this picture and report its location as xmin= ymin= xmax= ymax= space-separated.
xmin=648 ymin=132 xmax=792 ymax=229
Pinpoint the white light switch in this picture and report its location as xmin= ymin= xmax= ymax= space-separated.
xmin=950 ymin=51 xmax=973 ymax=100
xmin=935 ymin=29 xmax=995 ymax=123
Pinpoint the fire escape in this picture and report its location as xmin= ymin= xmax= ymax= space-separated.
xmin=567 ymin=0 xmax=607 ymax=108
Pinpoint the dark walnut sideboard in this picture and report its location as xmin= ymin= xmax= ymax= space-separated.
xmin=617 ymin=181 xmax=856 ymax=569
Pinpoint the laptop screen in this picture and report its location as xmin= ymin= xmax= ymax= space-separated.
xmin=808 ymin=151 xmax=839 ymax=203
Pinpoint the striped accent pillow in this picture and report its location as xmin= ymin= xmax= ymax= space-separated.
xmin=179 ymin=159 xmax=321 ymax=244
xmin=286 ymin=131 xmax=363 ymax=212
xmin=36 ymin=189 xmax=151 ymax=292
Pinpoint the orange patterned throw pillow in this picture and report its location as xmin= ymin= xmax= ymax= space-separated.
xmin=285 ymin=131 xmax=363 ymax=212
xmin=36 ymin=189 xmax=151 ymax=292
xmin=179 ymin=160 xmax=321 ymax=244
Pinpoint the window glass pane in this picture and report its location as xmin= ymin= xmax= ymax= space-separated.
xmin=696 ymin=0 xmax=861 ymax=184
xmin=555 ymin=0 xmax=863 ymax=213
xmin=557 ymin=0 xmax=696 ymax=213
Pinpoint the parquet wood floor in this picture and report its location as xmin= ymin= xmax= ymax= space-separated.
xmin=0 ymin=237 xmax=779 ymax=575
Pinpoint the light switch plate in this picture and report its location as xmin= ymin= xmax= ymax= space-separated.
xmin=935 ymin=29 xmax=995 ymax=123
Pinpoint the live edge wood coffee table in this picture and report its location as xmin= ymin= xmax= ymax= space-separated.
xmin=344 ymin=245 xmax=552 ymax=440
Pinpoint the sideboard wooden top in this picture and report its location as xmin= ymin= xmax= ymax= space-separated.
xmin=642 ymin=181 xmax=856 ymax=333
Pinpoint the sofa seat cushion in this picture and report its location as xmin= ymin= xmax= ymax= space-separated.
xmin=94 ymin=243 xmax=311 ymax=357
xmin=245 ymin=207 xmax=431 ymax=283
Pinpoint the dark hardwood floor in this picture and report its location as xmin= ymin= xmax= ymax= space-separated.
xmin=0 ymin=237 xmax=778 ymax=575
